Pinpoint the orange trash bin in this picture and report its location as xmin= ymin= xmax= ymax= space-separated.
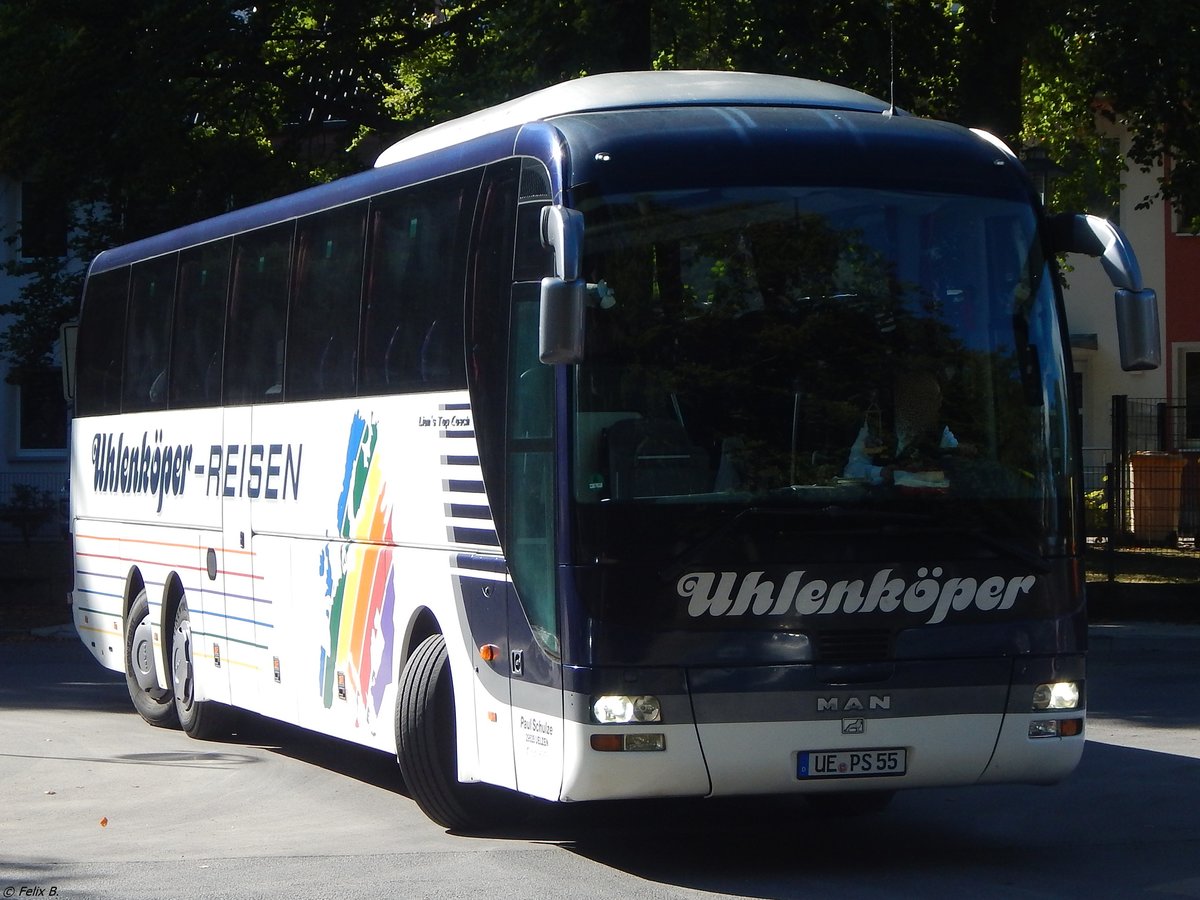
xmin=1127 ymin=451 xmax=1185 ymax=542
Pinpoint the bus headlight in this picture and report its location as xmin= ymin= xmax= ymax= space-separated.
xmin=1032 ymin=681 xmax=1081 ymax=711
xmin=591 ymin=694 xmax=662 ymax=724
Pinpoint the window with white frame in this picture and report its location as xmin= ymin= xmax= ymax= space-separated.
xmin=1179 ymin=346 xmax=1200 ymax=446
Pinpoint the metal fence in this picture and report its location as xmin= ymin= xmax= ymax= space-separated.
xmin=1085 ymin=396 xmax=1200 ymax=553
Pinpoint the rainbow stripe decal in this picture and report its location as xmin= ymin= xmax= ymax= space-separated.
xmin=319 ymin=413 xmax=396 ymax=724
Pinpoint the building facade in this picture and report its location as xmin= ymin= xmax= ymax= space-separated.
xmin=1060 ymin=122 xmax=1170 ymax=470
xmin=1060 ymin=120 xmax=1200 ymax=543
xmin=0 ymin=175 xmax=70 ymax=541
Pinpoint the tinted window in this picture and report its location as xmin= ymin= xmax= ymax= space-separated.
xmin=122 ymin=255 xmax=176 ymax=412
xmin=225 ymin=223 xmax=293 ymax=405
xmin=75 ymin=267 xmax=130 ymax=417
xmin=286 ymin=204 xmax=366 ymax=400
xmin=360 ymin=171 xmax=481 ymax=394
xmin=171 ymin=239 xmax=230 ymax=408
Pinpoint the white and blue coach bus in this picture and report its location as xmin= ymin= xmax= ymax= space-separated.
xmin=69 ymin=71 xmax=1159 ymax=829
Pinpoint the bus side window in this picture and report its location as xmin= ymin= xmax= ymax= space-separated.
xmin=171 ymin=239 xmax=230 ymax=409
xmin=360 ymin=171 xmax=480 ymax=395
xmin=122 ymin=254 xmax=177 ymax=413
xmin=286 ymin=203 xmax=366 ymax=401
xmin=225 ymin=223 xmax=293 ymax=405
xmin=75 ymin=267 xmax=130 ymax=417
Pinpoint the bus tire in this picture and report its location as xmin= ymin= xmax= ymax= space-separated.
xmin=124 ymin=590 xmax=179 ymax=728
xmin=170 ymin=597 xmax=228 ymax=740
xmin=397 ymin=634 xmax=491 ymax=832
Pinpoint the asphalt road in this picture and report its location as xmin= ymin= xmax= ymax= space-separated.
xmin=2 ymin=626 xmax=1199 ymax=900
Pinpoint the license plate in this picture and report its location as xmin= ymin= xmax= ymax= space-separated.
xmin=798 ymin=748 xmax=907 ymax=779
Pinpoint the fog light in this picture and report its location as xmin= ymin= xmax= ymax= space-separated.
xmin=1029 ymin=717 xmax=1083 ymax=738
xmin=1029 ymin=719 xmax=1059 ymax=738
xmin=624 ymin=732 xmax=666 ymax=752
xmin=1032 ymin=681 xmax=1081 ymax=711
xmin=592 ymin=694 xmax=662 ymax=724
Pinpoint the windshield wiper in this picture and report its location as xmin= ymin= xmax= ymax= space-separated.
xmin=961 ymin=527 xmax=1051 ymax=573
xmin=668 ymin=506 xmax=759 ymax=568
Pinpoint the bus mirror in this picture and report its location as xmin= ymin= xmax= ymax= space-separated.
xmin=60 ymin=320 xmax=78 ymax=403
xmin=539 ymin=205 xmax=587 ymax=363
xmin=539 ymin=277 xmax=587 ymax=364
xmin=1115 ymin=288 xmax=1162 ymax=372
xmin=1050 ymin=213 xmax=1161 ymax=371
xmin=541 ymin=205 xmax=584 ymax=282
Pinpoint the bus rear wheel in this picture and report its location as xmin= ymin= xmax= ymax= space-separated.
xmin=124 ymin=590 xmax=178 ymax=728
xmin=397 ymin=634 xmax=493 ymax=832
xmin=170 ymin=598 xmax=228 ymax=740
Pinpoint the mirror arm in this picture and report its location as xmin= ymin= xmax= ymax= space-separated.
xmin=1049 ymin=213 xmax=1160 ymax=371
xmin=1049 ymin=212 xmax=1143 ymax=291
xmin=541 ymin=205 xmax=584 ymax=282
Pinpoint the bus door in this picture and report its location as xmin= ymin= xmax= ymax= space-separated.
xmin=192 ymin=408 xmax=232 ymax=708
xmin=467 ymin=161 xmax=565 ymax=799
xmin=219 ymin=222 xmax=293 ymax=711
xmin=171 ymin=241 xmax=233 ymax=708
xmin=216 ymin=404 xmax=265 ymax=710
xmin=505 ymin=283 xmax=565 ymax=800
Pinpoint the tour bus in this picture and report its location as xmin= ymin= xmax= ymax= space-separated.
xmin=69 ymin=71 xmax=1160 ymax=829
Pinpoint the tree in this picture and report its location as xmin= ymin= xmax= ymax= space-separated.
xmin=1066 ymin=2 xmax=1200 ymax=226
xmin=1 ymin=0 xmax=1197 ymax=373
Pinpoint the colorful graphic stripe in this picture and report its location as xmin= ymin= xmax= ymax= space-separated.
xmin=320 ymin=413 xmax=396 ymax=721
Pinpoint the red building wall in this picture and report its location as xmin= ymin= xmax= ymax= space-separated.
xmin=1164 ymin=200 xmax=1200 ymax=400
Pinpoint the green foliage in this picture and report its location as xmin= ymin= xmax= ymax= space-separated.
xmin=0 ymin=205 xmax=117 ymax=373
xmin=0 ymin=0 xmax=1197 ymax=368
xmin=1021 ymin=26 xmax=1126 ymax=218
xmin=1061 ymin=2 xmax=1200 ymax=227
xmin=1085 ymin=484 xmax=1109 ymax=534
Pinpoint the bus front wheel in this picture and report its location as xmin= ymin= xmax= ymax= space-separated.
xmin=124 ymin=590 xmax=179 ymax=728
xmin=397 ymin=634 xmax=492 ymax=832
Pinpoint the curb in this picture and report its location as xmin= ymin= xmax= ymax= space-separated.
xmin=1089 ymin=622 xmax=1200 ymax=653
xmin=0 ymin=623 xmax=75 ymax=642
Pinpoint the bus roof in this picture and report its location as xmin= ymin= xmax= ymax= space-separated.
xmin=374 ymin=70 xmax=893 ymax=169
xmin=85 ymin=73 xmax=930 ymax=277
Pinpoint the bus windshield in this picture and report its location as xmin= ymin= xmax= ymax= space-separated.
xmin=570 ymin=184 xmax=1074 ymax=566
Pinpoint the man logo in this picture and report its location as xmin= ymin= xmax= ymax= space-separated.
xmin=817 ymin=695 xmax=892 ymax=712
xmin=843 ymin=718 xmax=865 ymax=734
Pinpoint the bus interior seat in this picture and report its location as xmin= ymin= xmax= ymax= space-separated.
xmin=604 ymin=417 xmax=711 ymax=500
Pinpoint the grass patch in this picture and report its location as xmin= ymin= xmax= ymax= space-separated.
xmin=1085 ymin=541 xmax=1200 ymax=623
xmin=1085 ymin=542 xmax=1200 ymax=585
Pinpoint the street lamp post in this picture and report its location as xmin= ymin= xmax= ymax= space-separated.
xmin=1021 ymin=145 xmax=1067 ymax=208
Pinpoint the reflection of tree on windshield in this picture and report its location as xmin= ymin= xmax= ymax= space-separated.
xmin=573 ymin=186 xmax=1062 ymax=529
